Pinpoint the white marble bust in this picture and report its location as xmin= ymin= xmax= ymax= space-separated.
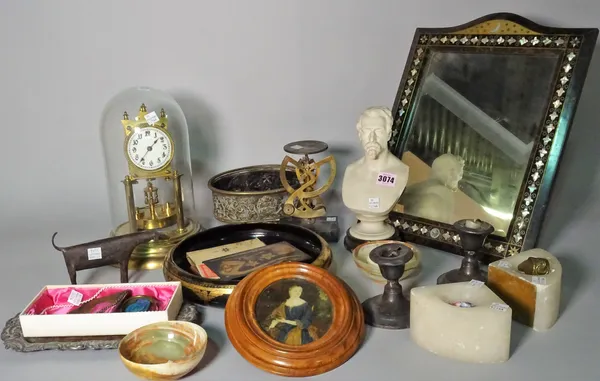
xmin=342 ymin=106 xmax=409 ymax=241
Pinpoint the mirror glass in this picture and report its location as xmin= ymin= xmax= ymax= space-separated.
xmin=397 ymin=49 xmax=561 ymax=236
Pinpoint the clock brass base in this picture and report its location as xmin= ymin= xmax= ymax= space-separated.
xmin=110 ymin=218 xmax=202 ymax=270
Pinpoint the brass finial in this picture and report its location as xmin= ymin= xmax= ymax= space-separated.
xmin=160 ymin=108 xmax=166 ymax=118
xmin=140 ymin=103 xmax=147 ymax=112
xmin=123 ymin=111 xmax=129 ymax=120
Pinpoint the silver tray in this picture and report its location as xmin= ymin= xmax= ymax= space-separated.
xmin=1 ymin=302 xmax=199 ymax=352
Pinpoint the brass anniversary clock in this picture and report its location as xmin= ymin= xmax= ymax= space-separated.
xmin=100 ymin=87 xmax=201 ymax=269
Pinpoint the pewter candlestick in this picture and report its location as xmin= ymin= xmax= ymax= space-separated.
xmin=437 ymin=218 xmax=494 ymax=285
xmin=362 ymin=242 xmax=413 ymax=329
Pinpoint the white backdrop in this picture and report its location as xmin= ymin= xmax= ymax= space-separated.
xmin=2 ymin=2 xmax=600 ymax=380
xmin=1 ymin=0 xmax=599 ymax=258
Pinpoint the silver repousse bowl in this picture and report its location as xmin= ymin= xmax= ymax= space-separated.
xmin=207 ymin=164 xmax=299 ymax=223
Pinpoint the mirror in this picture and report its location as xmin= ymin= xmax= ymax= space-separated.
xmin=388 ymin=13 xmax=597 ymax=260
xmin=400 ymin=50 xmax=561 ymax=237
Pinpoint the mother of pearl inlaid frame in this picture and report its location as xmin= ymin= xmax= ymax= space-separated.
xmin=388 ymin=13 xmax=597 ymax=261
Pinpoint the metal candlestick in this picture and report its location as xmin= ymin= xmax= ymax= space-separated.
xmin=362 ymin=242 xmax=413 ymax=329
xmin=437 ymin=218 xmax=494 ymax=285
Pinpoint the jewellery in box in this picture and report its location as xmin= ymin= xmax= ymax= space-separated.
xmin=120 ymin=295 xmax=160 ymax=312
xmin=68 ymin=290 xmax=132 ymax=314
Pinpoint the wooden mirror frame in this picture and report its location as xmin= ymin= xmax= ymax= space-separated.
xmin=224 ymin=262 xmax=365 ymax=377
xmin=388 ymin=12 xmax=598 ymax=262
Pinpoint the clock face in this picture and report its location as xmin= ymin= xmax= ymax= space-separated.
xmin=126 ymin=127 xmax=173 ymax=171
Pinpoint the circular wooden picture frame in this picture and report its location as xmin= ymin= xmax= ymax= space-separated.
xmin=224 ymin=262 xmax=365 ymax=377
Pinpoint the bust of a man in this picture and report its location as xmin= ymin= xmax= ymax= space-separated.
xmin=399 ymin=153 xmax=464 ymax=224
xmin=342 ymin=106 xmax=409 ymax=241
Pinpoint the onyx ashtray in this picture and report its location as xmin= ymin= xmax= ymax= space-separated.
xmin=163 ymin=223 xmax=332 ymax=307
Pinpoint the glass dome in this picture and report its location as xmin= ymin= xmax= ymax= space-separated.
xmin=100 ymin=86 xmax=201 ymax=270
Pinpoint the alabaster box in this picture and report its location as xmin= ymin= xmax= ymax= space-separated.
xmin=19 ymin=281 xmax=183 ymax=338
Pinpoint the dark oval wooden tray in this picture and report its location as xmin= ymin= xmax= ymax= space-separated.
xmin=163 ymin=223 xmax=332 ymax=307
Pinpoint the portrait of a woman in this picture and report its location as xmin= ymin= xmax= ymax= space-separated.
xmin=265 ymin=285 xmax=320 ymax=345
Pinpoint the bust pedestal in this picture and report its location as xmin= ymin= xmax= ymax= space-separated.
xmin=350 ymin=213 xmax=395 ymax=240
xmin=343 ymin=226 xmax=401 ymax=252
